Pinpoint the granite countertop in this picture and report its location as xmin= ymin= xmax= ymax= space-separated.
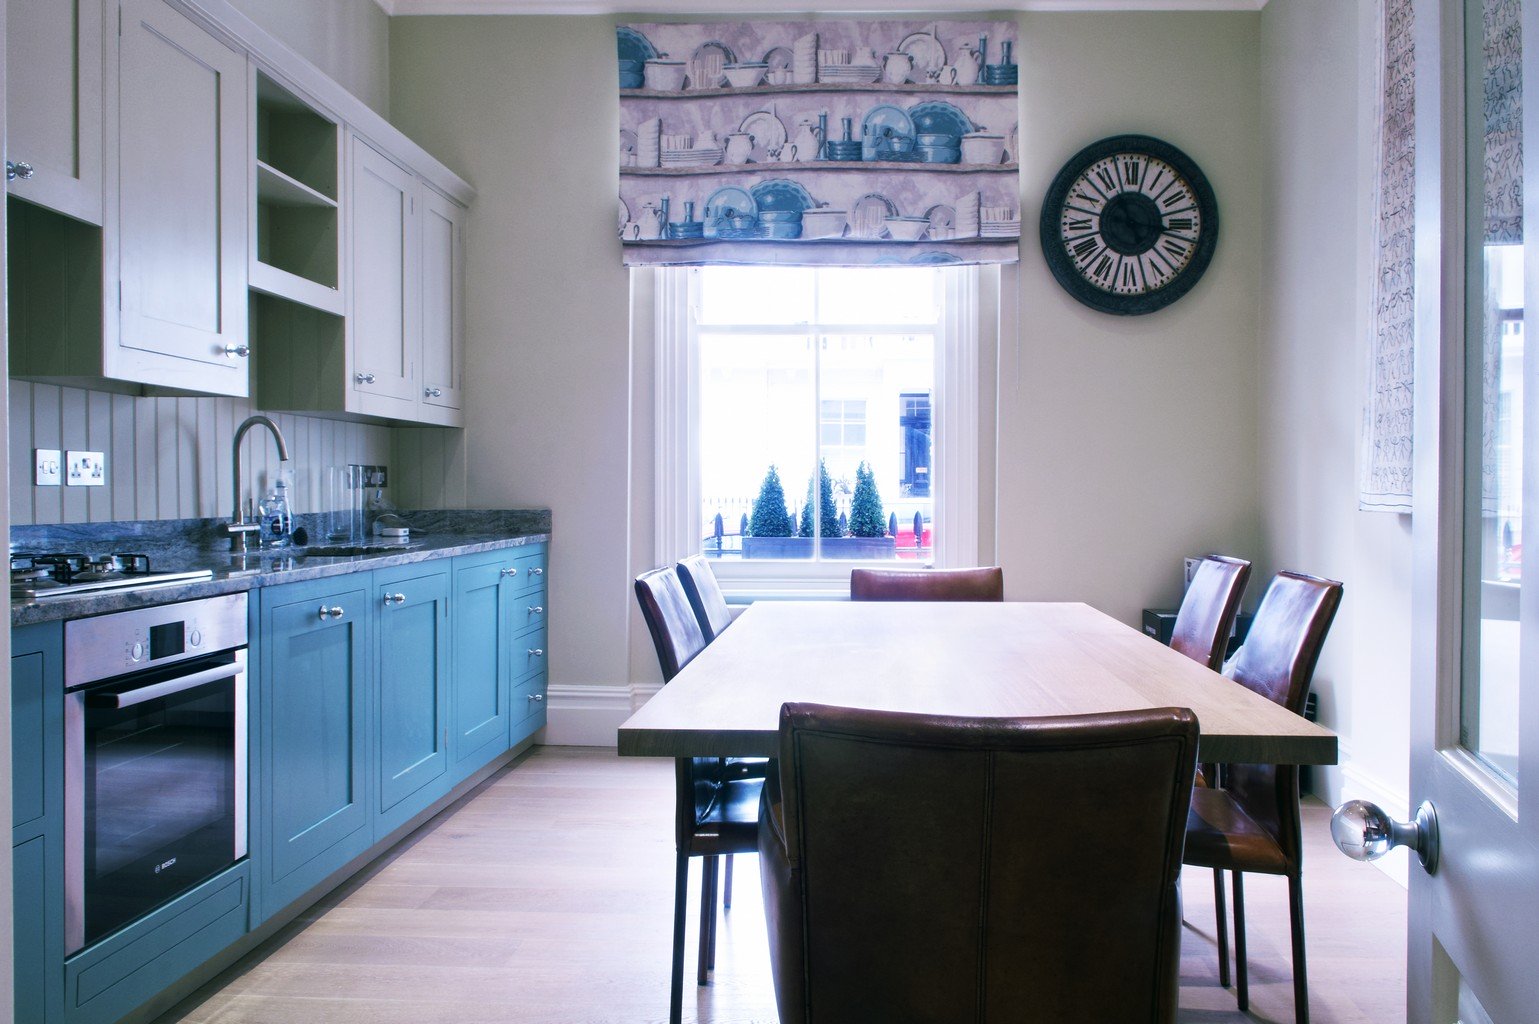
xmin=11 ymin=509 xmax=551 ymax=627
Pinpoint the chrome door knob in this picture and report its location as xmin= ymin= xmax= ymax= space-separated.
xmin=500 ymin=566 xmax=518 ymax=577
xmin=528 ymin=605 xmax=544 ymax=614
xmin=1331 ymin=799 xmax=1440 ymax=874
xmin=528 ymin=693 xmax=544 ymax=703
xmin=318 ymin=605 xmax=345 ymax=620
xmin=528 ymin=648 xmax=544 ymax=658
xmin=224 ymin=343 xmax=250 ymax=358
xmin=355 ymin=372 xmax=376 ymax=384
xmin=383 ymin=592 xmax=406 ymax=606
xmin=7 ymin=160 xmax=34 ymax=181
xmin=531 ymin=567 xmax=543 ymax=576
xmin=424 ymin=386 xmax=442 ymax=398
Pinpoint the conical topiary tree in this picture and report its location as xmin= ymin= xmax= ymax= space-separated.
xmin=799 ymin=460 xmax=843 ymax=538
xmin=848 ymin=462 xmax=887 ymax=538
xmin=749 ymin=465 xmax=794 ymax=537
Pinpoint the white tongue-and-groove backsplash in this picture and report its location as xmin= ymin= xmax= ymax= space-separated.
xmin=9 ymin=381 xmax=466 ymax=527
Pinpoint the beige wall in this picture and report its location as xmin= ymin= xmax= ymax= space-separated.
xmin=227 ymin=0 xmax=391 ymax=117
xmin=388 ymin=12 xmax=1268 ymax=715
xmin=390 ymin=16 xmax=633 ymax=705
xmin=1258 ymin=0 xmax=1412 ymax=859
xmin=1000 ymin=12 xmax=1263 ymax=622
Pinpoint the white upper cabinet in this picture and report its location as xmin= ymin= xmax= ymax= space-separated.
xmin=349 ymin=135 xmax=422 ymax=418
xmin=7 ymin=0 xmax=105 ymax=225
xmin=419 ymin=187 xmax=465 ymax=424
xmin=113 ymin=0 xmax=249 ymax=394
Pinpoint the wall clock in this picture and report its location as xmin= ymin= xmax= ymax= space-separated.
xmin=1039 ymin=134 xmax=1219 ymax=316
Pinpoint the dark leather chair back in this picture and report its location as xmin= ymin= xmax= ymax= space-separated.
xmin=676 ymin=554 xmax=733 ymax=642
xmin=1170 ymin=555 xmax=1252 ymax=670
xmin=1224 ymin=571 xmax=1343 ymax=858
xmin=848 ymin=566 xmax=1004 ymax=602
xmin=759 ymin=703 xmax=1199 ymax=1024
xmin=635 ymin=567 xmax=707 ymax=683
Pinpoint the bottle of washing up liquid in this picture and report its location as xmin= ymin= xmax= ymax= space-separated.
xmin=261 ymin=479 xmax=292 ymax=547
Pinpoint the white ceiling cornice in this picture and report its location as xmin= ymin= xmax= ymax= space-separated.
xmin=388 ymin=0 xmax=1266 ymax=16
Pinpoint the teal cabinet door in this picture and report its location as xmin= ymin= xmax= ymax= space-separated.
xmin=14 ymin=836 xmax=49 ymax=1024
xmin=375 ymin=567 xmax=451 ymax=831
xmin=451 ymin=555 xmax=513 ymax=773
xmin=260 ymin=578 xmax=371 ymax=912
xmin=13 ymin=622 xmax=63 ymax=1024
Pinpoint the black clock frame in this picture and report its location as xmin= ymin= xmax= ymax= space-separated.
xmin=1038 ymin=134 xmax=1219 ymax=316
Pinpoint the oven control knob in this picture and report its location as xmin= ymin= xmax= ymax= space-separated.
xmin=189 ymin=629 xmax=202 ymax=648
xmin=130 ymin=642 xmax=144 ymax=662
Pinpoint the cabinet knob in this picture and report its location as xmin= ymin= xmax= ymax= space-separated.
xmin=318 ymin=605 xmax=344 ymax=620
xmin=500 ymin=566 xmax=518 ymax=577
xmin=355 ymin=372 xmax=376 ymax=385
xmin=424 ymin=386 xmax=443 ymax=398
xmin=6 ymin=160 xmax=34 ymax=181
xmin=528 ymin=648 xmax=544 ymax=658
xmin=383 ymin=592 xmax=406 ymax=606
xmin=528 ymin=605 xmax=544 ymax=614
xmin=223 ymin=343 xmax=250 ymax=359
xmin=531 ymin=567 xmax=544 ymax=576
xmin=528 ymin=693 xmax=544 ymax=703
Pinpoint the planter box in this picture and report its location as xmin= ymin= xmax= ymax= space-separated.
xmin=741 ymin=536 xmax=897 ymax=559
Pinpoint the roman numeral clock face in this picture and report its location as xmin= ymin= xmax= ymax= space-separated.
xmin=1039 ymin=135 xmax=1219 ymax=315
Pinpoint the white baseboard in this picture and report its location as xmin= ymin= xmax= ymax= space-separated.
xmin=543 ymin=684 xmax=633 ymax=747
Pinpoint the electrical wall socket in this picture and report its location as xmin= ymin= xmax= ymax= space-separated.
xmin=34 ymin=449 xmax=61 ymax=487
xmin=66 ymin=450 xmax=105 ymax=487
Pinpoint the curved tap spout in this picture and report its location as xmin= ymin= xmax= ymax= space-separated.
xmin=230 ymin=415 xmax=291 ymax=551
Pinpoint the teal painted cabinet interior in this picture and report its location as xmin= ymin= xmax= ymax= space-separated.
xmin=13 ymin=621 xmax=64 ymax=1024
xmin=374 ymin=565 xmax=451 ymax=836
xmin=258 ymin=576 xmax=374 ymax=920
xmin=451 ymin=553 xmax=516 ymax=774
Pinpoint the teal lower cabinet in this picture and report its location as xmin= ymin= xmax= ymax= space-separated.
xmin=13 ymin=542 xmax=548 ymax=1024
xmin=62 ymin=865 xmax=250 ymax=1024
xmin=256 ymin=576 xmax=374 ymax=923
xmin=374 ymin=565 xmax=452 ymax=837
xmin=13 ymin=621 xmax=64 ymax=1024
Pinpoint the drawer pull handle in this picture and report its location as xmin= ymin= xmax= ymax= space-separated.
xmin=318 ymin=605 xmax=344 ymax=620
xmin=528 ymin=693 xmax=544 ymax=703
xmin=384 ymin=592 xmax=406 ymax=606
xmin=355 ymin=372 xmax=376 ymax=385
xmin=7 ymin=160 xmax=35 ymax=181
xmin=224 ymin=342 xmax=250 ymax=359
xmin=424 ymin=386 xmax=442 ymax=398
xmin=528 ymin=648 xmax=544 ymax=658
xmin=531 ymin=567 xmax=543 ymax=576
xmin=501 ymin=566 xmax=518 ymax=577
xmin=528 ymin=605 xmax=544 ymax=614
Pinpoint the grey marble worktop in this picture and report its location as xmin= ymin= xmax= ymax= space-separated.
xmin=11 ymin=509 xmax=551 ymax=627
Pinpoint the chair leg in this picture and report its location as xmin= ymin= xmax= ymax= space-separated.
xmin=1213 ymin=868 xmax=1230 ymax=988
xmin=1233 ymin=871 xmax=1248 ymax=1013
xmin=724 ymin=853 xmax=734 ymax=909
xmin=1289 ymin=873 xmax=1310 ymax=1024
xmin=670 ymin=852 xmax=689 ymax=1024
xmin=707 ymin=856 xmax=719 ymax=971
xmin=697 ymin=856 xmax=717 ymax=985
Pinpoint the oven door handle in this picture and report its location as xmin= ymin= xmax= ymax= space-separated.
xmin=86 ymin=661 xmax=242 ymax=709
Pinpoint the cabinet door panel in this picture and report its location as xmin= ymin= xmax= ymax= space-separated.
xmin=419 ymin=188 xmax=464 ymax=420
xmin=350 ymin=137 xmax=420 ymax=414
xmin=452 ymin=560 xmax=511 ymax=768
xmin=377 ymin=573 xmax=449 ymax=815
xmin=117 ymin=0 xmax=248 ymax=380
xmin=265 ymin=587 xmax=369 ymax=884
xmin=14 ymin=836 xmax=49 ymax=1024
xmin=6 ymin=0 xmax=103 ymax=224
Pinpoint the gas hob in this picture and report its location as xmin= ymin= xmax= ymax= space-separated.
xmin=11 ymin=552 xmax=214 ymax=600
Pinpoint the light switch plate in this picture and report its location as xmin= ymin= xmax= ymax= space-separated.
xmin=34 ymin=449 xmax=61 ymax=487
xmin=66 ymin=450 xmax=105 ymax=487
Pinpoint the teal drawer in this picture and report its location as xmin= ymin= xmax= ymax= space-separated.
xmin=511 ymin=622 xmax=547 ymax=682
xmin=510 ymin=547 xmax=547 ymax=595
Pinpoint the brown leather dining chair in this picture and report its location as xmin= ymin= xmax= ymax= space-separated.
xmin=633 ymin=567 xmax=764 ymax=1024
xmin=759 ymin=703 xmax=1199 ymax=1024
xmin=1183 ymin=570 xmax=1343 ymax=1024
xmin=1171 ymin=554 xmax=1252 ymax=671
xmin=848 ymin=565 xmax=1004 ymax=601
xmin=676 ymin=553 xmax=733 ymax=642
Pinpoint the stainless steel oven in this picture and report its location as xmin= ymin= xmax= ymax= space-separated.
xmin=63 ymin=593 xmax=248 ymax=954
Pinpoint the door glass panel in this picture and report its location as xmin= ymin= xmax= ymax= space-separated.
xmin=1461 ymin=0 xmax=1523 ymax=785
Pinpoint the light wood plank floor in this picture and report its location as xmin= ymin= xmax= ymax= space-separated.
xmin=160 ymin=747 xmax=1406 ymax=1024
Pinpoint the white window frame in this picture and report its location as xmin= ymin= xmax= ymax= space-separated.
xmin=651 ymin=264 xmax=986 ymax=598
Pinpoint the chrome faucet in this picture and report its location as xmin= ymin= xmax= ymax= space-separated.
xmin=230 ymin=415 xmax=291 ymax=553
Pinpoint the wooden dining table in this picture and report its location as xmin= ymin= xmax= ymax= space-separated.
xmin=618 ymin=601 xmax=1337 ymax=765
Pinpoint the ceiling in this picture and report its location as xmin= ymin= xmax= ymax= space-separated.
xmin=379 ymin=0 xmax=1265 ymax=16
